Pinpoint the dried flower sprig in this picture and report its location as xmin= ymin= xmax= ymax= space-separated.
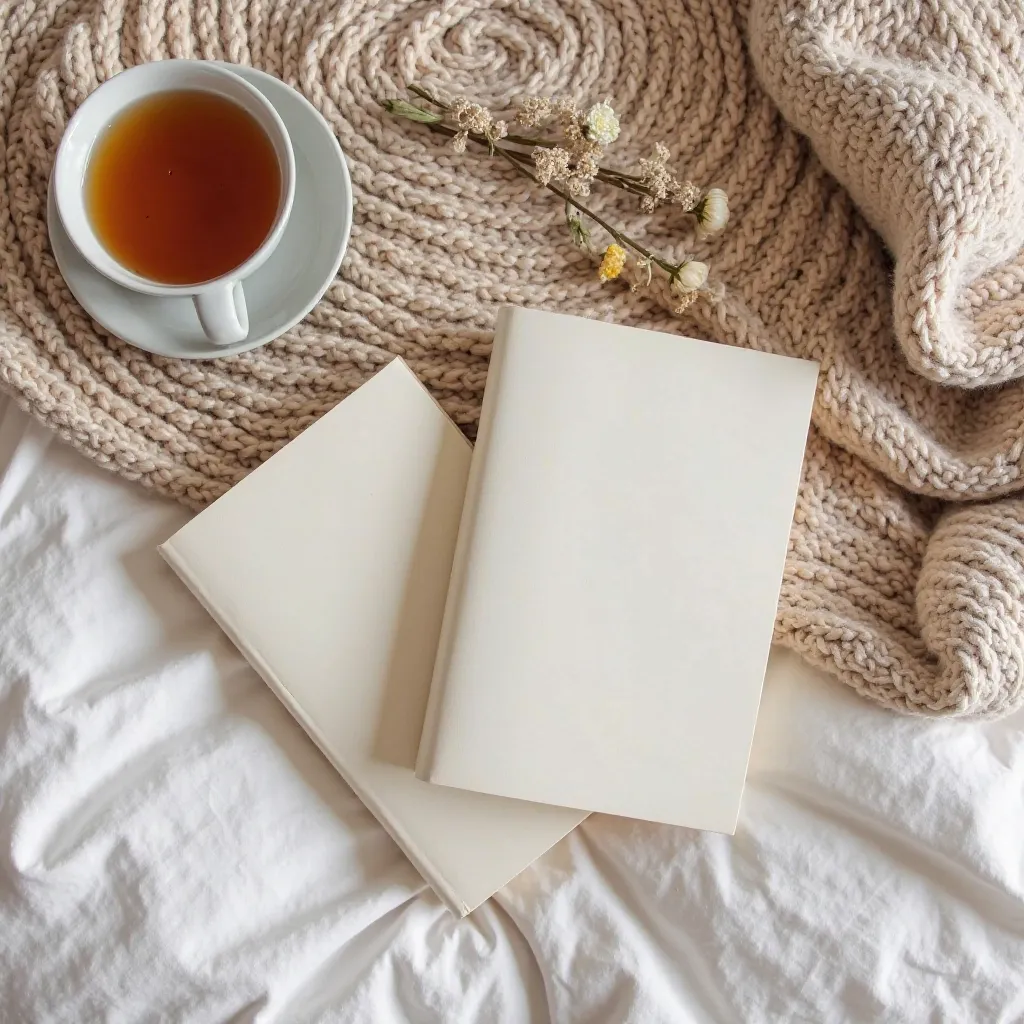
xmin=382 ymin=85 xmax=729 ymax=311
xmin=636 ymin=143 xmax=701 ymax=214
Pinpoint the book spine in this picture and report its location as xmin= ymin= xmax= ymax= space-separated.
xmin=158 ymin=540 xmax=473 ymax=918
xmin=414 ymin=306 xmax=513 ymax=781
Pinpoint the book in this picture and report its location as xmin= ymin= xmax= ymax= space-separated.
xmin=416 ymin=307 xmax=819 ymax=834
xmin=158 ymin=358 xmax=586 ymax=917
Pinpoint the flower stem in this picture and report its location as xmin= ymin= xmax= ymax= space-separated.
xmin=408 ymin=84 xmax=447 ymax=108
xmin=594 ymin=170 xmax=649 ymax=195
xmin=597 ymin=167 xmax=646 ymax=185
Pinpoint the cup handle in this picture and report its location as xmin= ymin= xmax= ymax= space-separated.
xmin=194 ymin=283 xmax=249 ymax=346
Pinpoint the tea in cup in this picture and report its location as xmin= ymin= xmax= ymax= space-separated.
xmin=55 ymin=60 xmax=295 ymax=346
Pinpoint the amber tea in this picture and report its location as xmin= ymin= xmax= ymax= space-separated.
xmin=85 ymin=89 xmax=282 ymax=285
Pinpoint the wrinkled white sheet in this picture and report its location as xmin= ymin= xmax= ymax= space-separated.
xmin=0 ymin=393 xmax=1022 ymax=1023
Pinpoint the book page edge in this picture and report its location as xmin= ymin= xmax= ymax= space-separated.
xmin=414 ymin=305 xmax=514 ymax=781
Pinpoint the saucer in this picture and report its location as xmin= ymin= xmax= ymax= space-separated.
xmin=47 ymin=64 xmax=352 ymax=360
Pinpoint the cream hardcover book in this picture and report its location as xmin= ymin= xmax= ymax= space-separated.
xmin=158 ymin=358 xmax=586 ymax=917
xmin=416 ymin=307 xmax=819 ymax=834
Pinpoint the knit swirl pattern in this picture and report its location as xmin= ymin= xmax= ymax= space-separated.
xmin=2 ymin=0 xmax=1023 ymax=717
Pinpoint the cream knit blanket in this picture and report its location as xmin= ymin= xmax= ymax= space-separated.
xmin=2 ymin=0 xmax=1023 ymax=718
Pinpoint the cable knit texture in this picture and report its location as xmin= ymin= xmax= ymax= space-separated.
xmin=2 ymin=0 xmax=1024 ymax=717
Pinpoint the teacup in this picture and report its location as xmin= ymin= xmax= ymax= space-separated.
xmin=54 ymin=60 xmax=296 ymax=346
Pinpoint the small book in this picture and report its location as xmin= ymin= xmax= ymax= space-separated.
xmin=416 ymin=307 xmax=819 ymax=834
xmin=158 ymin=358 xmax=586 ymax=917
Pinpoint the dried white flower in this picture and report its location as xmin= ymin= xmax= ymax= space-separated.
xmin=638 ymin=145 xmax=673 ymax=209
xmin=563 ymin=142 xmax=601 ymax=198
xmin=567 ymin=175 xmax=592 ymax=197
xmin=672 ymin=181 xmax=702 ymax=211
xmin=673 ymin=291 xmax=698 ymax=315
xmin=451 ymin=130 xmax=468 ymax=154
xmin=563 ymin=120 xmax=585 ymax=144
xmin=637 ymin=145 xmax=703 ymax=214
xmin=450 ymin=98 xmax=507 ymax=143
xmin=585 ymin=101 xmax=620 ymax=145
xmin=533 ymin=146 xmax=571 ymax=186
xmin=553 ymin=98 xmax=580 ymax=122
xmin=451 ymin=99 xmax=483 ymax=131
xmin=631 ymin=255 xmax=653 ymax=291
xmin=514 ymin=97 xmax=552 ymax=128
xmin=674 ymin=260 xmax=709 ymax=292
xmin=697 ymin=188 xmax=729 ymax=233
xmin=574 ymin=147 xmax=600 ymax=178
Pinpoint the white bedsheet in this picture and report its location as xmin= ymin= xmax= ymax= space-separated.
xmin=0 ymin=393 xmax=1022 ymax=1023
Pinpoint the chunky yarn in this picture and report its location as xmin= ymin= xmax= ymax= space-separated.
xmin=1 ymin=0 xmax=1023 ymax=717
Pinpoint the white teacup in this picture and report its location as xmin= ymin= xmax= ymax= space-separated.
xmin=54 ymin=60 xmax=296 ymax=346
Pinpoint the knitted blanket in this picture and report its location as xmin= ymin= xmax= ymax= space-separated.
xmin=1 ymin=0 xmax=1022 ymax=718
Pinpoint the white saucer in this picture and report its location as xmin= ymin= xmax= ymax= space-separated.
xmin=47 ymin=63 xmax=352 ymax=360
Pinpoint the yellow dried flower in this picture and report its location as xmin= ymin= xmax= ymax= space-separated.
xmin=598 ymin=244 xmax=627 ymax=281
